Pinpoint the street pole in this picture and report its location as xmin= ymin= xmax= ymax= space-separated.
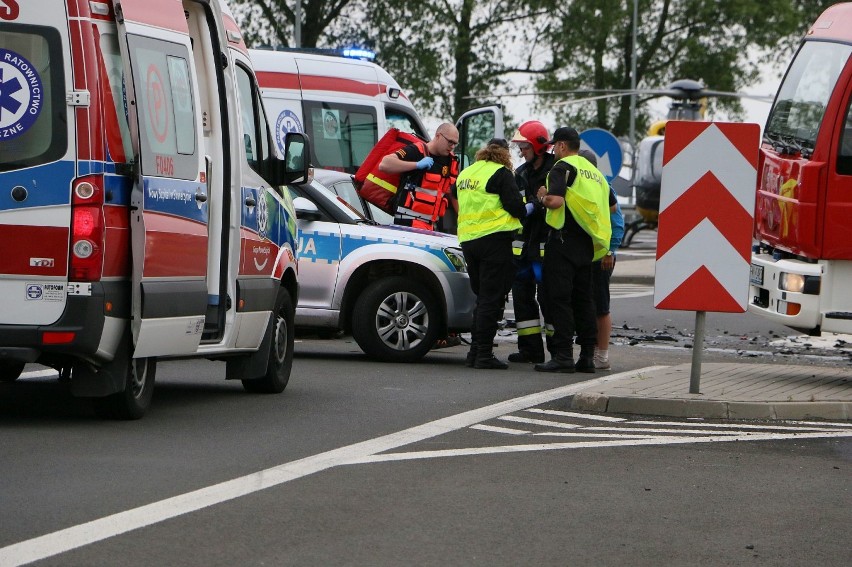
xmin=690 ymin=311 xmax=706 ymax=394
xmin=629 ymin=0 xmax=637 ymax=163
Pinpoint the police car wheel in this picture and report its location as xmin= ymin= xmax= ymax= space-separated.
xmin=242 ymin=288 xmax=294 ymax=393
xmin=0 ymin=361 xmax=25 ymax=382
xmin=93 ymin=357 xmax=156 ymax=420
xmin=352 ymin=276 xmax=440 ymax=363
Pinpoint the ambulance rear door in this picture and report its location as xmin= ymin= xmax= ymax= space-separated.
xmin=112 ymin=0 xmax=209 ymax=357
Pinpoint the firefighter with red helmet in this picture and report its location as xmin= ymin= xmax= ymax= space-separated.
xmin=508 ymin=120 xmax=555 ymax=363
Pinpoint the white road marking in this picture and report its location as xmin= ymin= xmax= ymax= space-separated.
xmin=532 ymin=431 xmax=655 ymax=439
xmin=0 ymin=366 xmax=665 ymax=567
xmin=498 ymin=415 xmax=582 ymax=429
xmin=20 ymin=369 xmax=58 ymax=379
xmin=342 ymin=431 xmax=852 ymax=464
xmin=525 ymin=408 xmax=627 ymax=422
xmin=580 ymin=426 xmax=741 ymax=435
xmin=471 ymin=424 xmax=529 ymax=435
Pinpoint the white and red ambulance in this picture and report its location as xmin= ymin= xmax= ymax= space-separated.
xmin=0 ymin=0 xmax=309 ymax=418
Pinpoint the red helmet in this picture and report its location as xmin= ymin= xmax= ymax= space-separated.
xmin=510 ymin=120 xmax=551 ymax=155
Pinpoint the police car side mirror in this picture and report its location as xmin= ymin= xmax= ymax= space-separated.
xmin=293 ymin=196 xmax=321 ymax=221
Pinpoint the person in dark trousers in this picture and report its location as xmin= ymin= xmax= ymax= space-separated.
xmin=455 ymin=139 xmax=527 ymax=369
xmin=508 ymin=120 xmax=555 ymax=364
xmin=534 ymin=128 xmax=611 ymax=373
xmin=578 ymin=149 xmax=625 ymax=370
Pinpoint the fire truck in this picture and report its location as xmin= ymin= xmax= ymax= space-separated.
xmin=0 ymin=0 xmax=309 ymax=418
xmin=749 ymin=3 xmax=852 ymax=336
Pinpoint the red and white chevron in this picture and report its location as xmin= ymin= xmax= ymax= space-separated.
xmin=653 ymin=121 xmax=760 ymax=312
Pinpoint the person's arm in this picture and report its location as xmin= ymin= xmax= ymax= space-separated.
xmin=488 ymin=168 xmax=526 ymax=219
xmin=536 ymin=161 xmax=574 ymax=209
xmin=379 ymin=145 xmax=432 ymax=174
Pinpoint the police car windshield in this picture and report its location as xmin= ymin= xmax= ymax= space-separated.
xmin=310 ymin=180 xmax=367 ymax=222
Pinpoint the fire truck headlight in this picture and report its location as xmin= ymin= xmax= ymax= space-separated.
xmin=779 ymin=273 xmax=820 ymax=295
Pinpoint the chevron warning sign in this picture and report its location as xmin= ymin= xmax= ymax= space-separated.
xmin=653 ymin=121 xmax=760 ymax=312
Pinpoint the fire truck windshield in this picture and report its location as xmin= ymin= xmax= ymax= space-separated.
xmin=766 ymin=41 xmax=852 ymax=150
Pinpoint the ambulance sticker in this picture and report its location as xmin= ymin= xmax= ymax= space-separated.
xmin=26 ymin=283 xmax=65 ymax=302
xmin=275 ymin=110 xmax=303 ymax=154
xmin=0 ymin=48 xmax=43 ymax=141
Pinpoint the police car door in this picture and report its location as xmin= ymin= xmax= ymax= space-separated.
xmin=112 ymin=0 xmax=209 ymax=356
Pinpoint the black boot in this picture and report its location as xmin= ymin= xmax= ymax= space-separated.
xmin=534 ymin=354 xmax=575 ymax=373
xmin=474 ymin=344 xmax=508 ymax=369
xmin=508 ymin=351 xmax=545 ymax=363
xmin=574 ymin=345 xmax=596 ymax=373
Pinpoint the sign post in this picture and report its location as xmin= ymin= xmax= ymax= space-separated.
xmin=653 ymin=121 xmax=760 ymax=392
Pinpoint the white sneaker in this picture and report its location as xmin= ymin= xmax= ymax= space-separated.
xmin=593 ymin=354 xmax=610 ymax=370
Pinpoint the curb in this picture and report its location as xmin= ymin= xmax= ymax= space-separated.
xmin=571 ymin=392 xmax=852 ymax=421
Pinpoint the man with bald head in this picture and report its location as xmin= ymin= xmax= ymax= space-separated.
xmin=379 ymin=123 xmax=461 ymax=232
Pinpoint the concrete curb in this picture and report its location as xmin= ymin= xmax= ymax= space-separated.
xmin=571 ymin=393 xmax=852 ymax=421
xmin=568 ymin=363 xmax=852 ymax=421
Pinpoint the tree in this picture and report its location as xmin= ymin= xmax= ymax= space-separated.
xmin=535 ymin=0 xmax=836 ymax=141
xmin=230 ymin=0 xmax=354 ymax=49
xmin=362 ymin=0 xmax=554 ymax=121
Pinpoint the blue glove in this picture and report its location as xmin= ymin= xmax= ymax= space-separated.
xmin=415 ymin=156 xmax=434 ymax=170
xmin=525 ymin=202 xmax=535 ymax=216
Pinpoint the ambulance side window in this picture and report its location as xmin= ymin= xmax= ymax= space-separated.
xmin=302 ymin=101 xmax=377 ymax=173
xmin=127 ymin=35 xmax=197 ymax=180
xmin=0 ymin=24 xmax=66 ymax=172
xmin=235 ymin=64 xmax=272 ymax=179
xmin=386 ymin=108 xmax=426 ymax=139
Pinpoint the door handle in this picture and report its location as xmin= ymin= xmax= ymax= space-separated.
xmin=195 ymin=192 xmax=208 ymax=203
xmin=245 ymin=196 xmax=257 ymax=207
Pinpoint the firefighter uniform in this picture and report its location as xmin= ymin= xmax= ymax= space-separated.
xmin=511 ymin=152 xmax=555 ymax=362
xmin=456 ymin=157 xmax=525 ymax=369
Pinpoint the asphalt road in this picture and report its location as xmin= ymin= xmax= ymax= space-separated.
xmin=2 ymin=307 xmax=851 ymax=566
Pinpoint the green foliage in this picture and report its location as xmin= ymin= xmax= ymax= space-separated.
xmin=233 ymin=0 xmax=837 ymax=141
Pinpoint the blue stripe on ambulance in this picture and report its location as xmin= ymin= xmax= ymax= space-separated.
xmin=0 ymin=160 xmax=74 ymax=210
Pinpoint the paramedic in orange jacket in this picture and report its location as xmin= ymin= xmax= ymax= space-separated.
xmin=379 ymin=123 xmax=460 ymax=232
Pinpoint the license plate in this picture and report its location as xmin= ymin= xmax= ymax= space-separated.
xmin=750 ymin=263 xmax=764 ymax=286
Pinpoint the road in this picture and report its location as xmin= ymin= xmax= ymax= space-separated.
xmin=2 ymin=294 xmax=851 ymax=566
xmin=2 ymin=228 xmax=851 ymax=566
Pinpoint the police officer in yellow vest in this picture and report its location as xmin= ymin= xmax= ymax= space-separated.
xmin=534 ymin=127 xmax=611 ymax=373
xmin=456 ymin=139 xmax=527 ymax=369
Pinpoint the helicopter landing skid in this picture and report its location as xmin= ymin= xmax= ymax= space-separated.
xmin=621 ymin=219 xmax=658 ymax=248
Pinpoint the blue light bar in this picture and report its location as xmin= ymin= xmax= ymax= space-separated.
xmin=342 ymin=48 xmax=376 ymax=61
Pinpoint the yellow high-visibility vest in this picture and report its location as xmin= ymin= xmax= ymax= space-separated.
xmin=545 ymin=155 xmax=612 ymax=261
xmin=457 ymin=161 xmax=522 ymax=243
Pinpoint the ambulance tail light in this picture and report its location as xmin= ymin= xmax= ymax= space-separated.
xmin=69 ymin=176 xmax=105 ymax=282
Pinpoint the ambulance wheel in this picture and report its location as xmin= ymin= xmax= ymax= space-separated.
xmin=352 ymin=276 xmax=440 ymax=363
xmin=0 ymin=361 xmax=25 ymax=383
xmin=242 ymin=288 xmax=294 ymax=393
xmin=93 ymin=357 xmax=156 ymax=420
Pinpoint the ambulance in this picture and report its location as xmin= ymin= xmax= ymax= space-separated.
xmin=0 ymin=0 xmax=309 ymax=418
xmin=249 ymin=47 xmax=505 ymax=175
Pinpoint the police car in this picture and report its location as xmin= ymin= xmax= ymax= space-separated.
xmin=289 ymin=172 xmax=474 ymax=362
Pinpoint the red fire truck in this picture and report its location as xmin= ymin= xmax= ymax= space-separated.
xmin=749 ymin=3 xmax=852 ymax=336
